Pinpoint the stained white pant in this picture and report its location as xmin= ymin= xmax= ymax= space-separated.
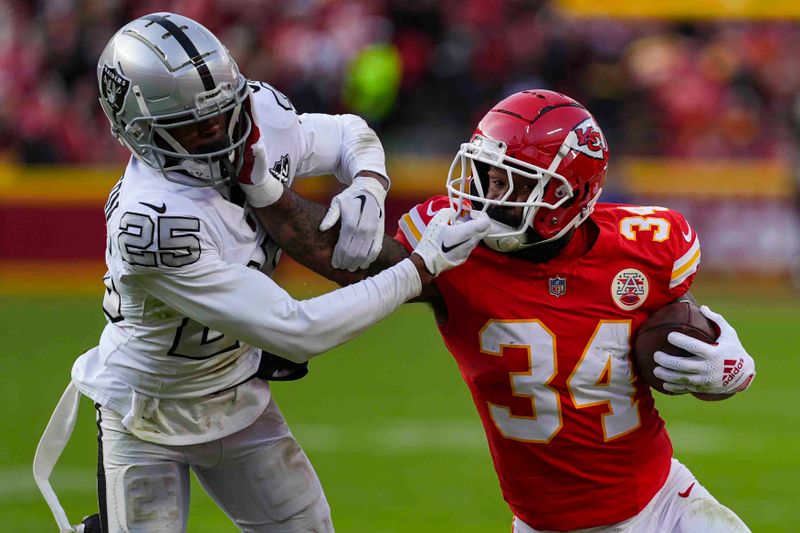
xmin=97 ymin=398 xmax=333 ymax=533
xmin=513 ymin=458 xmax=750 ymax=533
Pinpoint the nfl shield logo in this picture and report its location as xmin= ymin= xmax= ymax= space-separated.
xmin=549 ymin=276 xmax=566 ymax=298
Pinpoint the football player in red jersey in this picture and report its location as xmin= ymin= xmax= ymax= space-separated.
xmin=246 ymin=90 xmax=756 ymax=532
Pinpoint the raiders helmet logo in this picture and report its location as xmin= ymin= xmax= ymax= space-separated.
xmin=566 ymin=117 xmax=606 ymax=160
xmin=100 ymin=64 xmax=131 ymax=115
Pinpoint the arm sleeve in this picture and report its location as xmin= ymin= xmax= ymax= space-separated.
xmin=295 ymin=113 xmax=388 ymax=184
xmin=127 ymin=253 xmax=421 ymax=363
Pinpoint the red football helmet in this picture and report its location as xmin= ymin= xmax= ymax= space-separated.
xmin=446 ymin=90 xmax=609 ymax=252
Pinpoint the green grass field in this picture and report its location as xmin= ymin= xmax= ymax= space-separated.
xmin=2 ymin=281 xmax=799 ymax=532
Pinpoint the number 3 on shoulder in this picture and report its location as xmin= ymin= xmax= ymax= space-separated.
xmin=618 ymin=206 xmax=671 ymax=242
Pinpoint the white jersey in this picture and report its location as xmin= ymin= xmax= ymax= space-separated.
xmin=72 ymin=83 xmax=419 ymax=445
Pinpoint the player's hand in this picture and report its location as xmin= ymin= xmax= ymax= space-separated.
xmin=238 ymin=110 xmax=284 ymax=208
xmin=412 ymin=209 xmax=490 ymax=276
xmin=319 ymin=175 xmax=387 ymax=271
xmin=653 ymin=305 xmax=756 ymax=395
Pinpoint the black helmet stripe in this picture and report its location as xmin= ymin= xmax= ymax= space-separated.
xmin=143 ymin=14 xmax=216 ymax=92
xmin=494 ymin=102 xmax=583 ymax=126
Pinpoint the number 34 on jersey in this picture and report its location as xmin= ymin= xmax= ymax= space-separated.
xmin=481 ymin=319 xmax=638 ymax=443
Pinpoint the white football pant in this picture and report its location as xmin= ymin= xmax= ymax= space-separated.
xmin=96 ymin=399 xmax=333 ymax=533
xmin=513 ymin=458 xmax=749 ymax=533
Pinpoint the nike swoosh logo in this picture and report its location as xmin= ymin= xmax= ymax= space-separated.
xmin=678 ymin=482 xmax=695 ymax=498
xmin=355 ymin=194 xmax=367 ymax=214
xmin=682 ymin=226 xmax=693 ymax=242
xmin=355 ymin=194 xmax=367 ymax=225
xmin=426 ymin=203 xmax=439 ymax=217
xmin=441 ymin=238 xmax=470 ymax=253
xmin=139 ymin=201 xmax=166 ymax=214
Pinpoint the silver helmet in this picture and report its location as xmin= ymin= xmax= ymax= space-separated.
xmin=97 ymin=12 xmax=251 ymax=186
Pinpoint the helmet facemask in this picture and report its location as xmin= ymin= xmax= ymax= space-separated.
xmin=447 ymin=134 xmax=575 ymax=252
xmin=116 ymin=77 xmax=252 ymax=188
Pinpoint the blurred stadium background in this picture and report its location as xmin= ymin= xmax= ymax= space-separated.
xmin=2 ymin=0 xmax=800 ymax=531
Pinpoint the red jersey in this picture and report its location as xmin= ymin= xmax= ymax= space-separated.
xmin=396 ymin=197 xmax=701 ymax=531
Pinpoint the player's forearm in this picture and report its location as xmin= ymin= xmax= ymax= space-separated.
xmin=253 ymin=185 xmax=414 ymax=284
xmin=134 ymin=258 xmax=423 ymax=363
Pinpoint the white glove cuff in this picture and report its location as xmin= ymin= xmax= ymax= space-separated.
xmin=241 ymin=178 xmax=284 ymax=208
xmin=351 ymin=175 xmax=388 ymax=203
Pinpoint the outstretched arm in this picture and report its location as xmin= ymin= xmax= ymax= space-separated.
xmin=252 ymin=185 xmax=442 ymax=303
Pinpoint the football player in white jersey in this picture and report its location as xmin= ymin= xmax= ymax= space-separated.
xmin=33 ymin=12 xmax=490 ymax=533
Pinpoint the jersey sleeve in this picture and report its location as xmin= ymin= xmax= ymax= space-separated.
xmin=247 ymin=79 xmax=387 ymax=186
xmin=128 ymin=254 xmax=421 ymax=363
xmin=668 ymin=215 xmax=701 ymax=295
xmin=295 ymin=113 xmax=388 ymax=184
xmin=247 ymin=82 xmax=304 ymax=186
xmin=614 ymin=205 xmax=701 ymax=299
xmin=395 ymin=195 xmax=451 ymax=251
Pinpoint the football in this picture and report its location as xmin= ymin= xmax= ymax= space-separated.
xmin=633 ymin=300 xmax=721 ymax=398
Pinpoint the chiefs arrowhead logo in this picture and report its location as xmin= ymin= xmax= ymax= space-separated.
xmin=567 ymin=117 xmax=606 ymax=160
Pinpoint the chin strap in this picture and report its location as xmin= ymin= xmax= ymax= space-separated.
xmin=483 ymin=219 xmax=528 ymax=252
xmin=483 ymin=187 xmax=603 ymax=253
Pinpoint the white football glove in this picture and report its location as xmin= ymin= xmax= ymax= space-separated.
xmin=413 ymin=209 xmax=490 ymax=276
xmin=653 ymin=305 xmax=756 ymax=396
xmin=319 ymin=176 xmax=387 ymax=272
xmin=239 ymin=139 xmax=284 ymax=208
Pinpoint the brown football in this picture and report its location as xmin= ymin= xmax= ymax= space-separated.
xmin=633 ymin=300 xmax=726 ymax=399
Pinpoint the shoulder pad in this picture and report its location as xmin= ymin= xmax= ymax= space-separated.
xmin=247 ymin=80 xmax=298 ymax=130
xmin=116 ymin=189 xmax=209 ymax=223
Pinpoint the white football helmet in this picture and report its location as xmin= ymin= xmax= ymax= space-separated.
xmin=97 ymin=12 xmax=251 ymax=186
